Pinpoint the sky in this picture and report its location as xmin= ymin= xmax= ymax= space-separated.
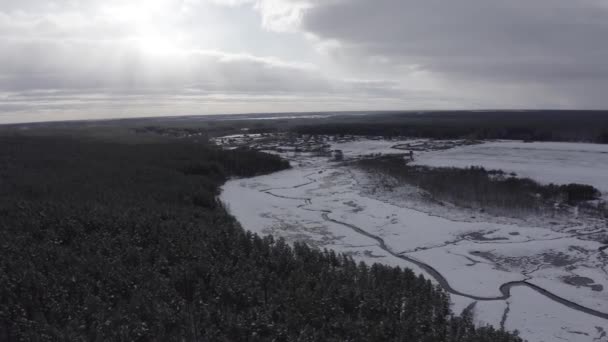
xmin=1 ymin=0 xmax=608 ymax=123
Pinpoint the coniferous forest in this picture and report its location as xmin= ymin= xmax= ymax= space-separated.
xmin=0 ymin=134 xmax=522 ymax=341
xmin=357 ymin=156 xmax=604 ymax=216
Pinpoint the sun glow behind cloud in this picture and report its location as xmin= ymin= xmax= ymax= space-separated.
xmin=2 ymin=0 xmax=608 ymax=124
xmin=100 ymin=1 xmax=186 ymax=55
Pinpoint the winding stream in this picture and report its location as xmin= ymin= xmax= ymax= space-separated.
xmin=258 ymin=168 xmax=608 ymax=321
xmin=322 ymin=212 xmax=608 ymax=319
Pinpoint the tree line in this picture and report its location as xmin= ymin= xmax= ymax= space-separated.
xmin=293 ymin=111 xmax=608 ymax=143
xmin=357 ymin=156 xmax=602 ymax=218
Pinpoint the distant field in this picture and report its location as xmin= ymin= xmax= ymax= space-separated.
xmin=413 ymin=141 xmax=608 ymax=196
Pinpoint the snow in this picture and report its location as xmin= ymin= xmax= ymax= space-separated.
xmin=221 ymin=167 xmax=431 ymax=277
xmin=409 ymin=247 xmax=526 ymax=297
xmin=473 ymin=300 xmax=508 ymax=328
xmin=413 ymin=140 xmax=608 ymax=195
xmin=529 ymin=266 xmax=608 ymax=313
xmin=506 ymin=286 xmax=608 ymax=342
xmin=450 ymin=294 xmax=475 ymax=316
xmin=218 ymin=136 xmax=608 ymax=342
xmin=330 ymin=139 xmax=420 ymax=158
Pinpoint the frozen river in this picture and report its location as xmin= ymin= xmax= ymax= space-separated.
xmin=219 ymin=137 xmax=608 ymax=342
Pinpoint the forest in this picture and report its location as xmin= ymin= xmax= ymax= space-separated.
xmin=357 ymin=156 xmax=604 ymax=218
xmin=0 ymin=133 xmax=523 ymax=341
xmin=293 ymin=111 xmax=608 ymax=143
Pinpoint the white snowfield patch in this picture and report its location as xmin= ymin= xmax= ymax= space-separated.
xmin=330 ymin=139 xmax=420 ymax=158
xmin=221 ymin=168 xmax=431 ymax=277
xmin=413 ymin=140 xmax=608 ymax=195
xmin=506 ymin=286 xmax=608 ymax=342
xmin=473 ymin=300 xmax=508 ymax=329
xmin=219 ymin=136 xmax=608 ymax=342
xmin=409 ymin=247 xmax=525 ymax=297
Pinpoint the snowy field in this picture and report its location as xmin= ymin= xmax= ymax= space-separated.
xmin=219 ymin=136 xmax=608 ymax=342
xmin=413 ymin=141 xmax=608 ymax=195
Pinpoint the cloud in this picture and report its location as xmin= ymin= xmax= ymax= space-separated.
xmin=1 ymin=0 xmax=446 ymax=124
xmin=0 ymin=35 xmax=416 ymax=101
xmin=253 ymin=0 xmax=608 ymax=107
xmin=0 ymin=37 xmax=319 ymax=92
xmin=1 ymin=0 xmax=608 ymax=123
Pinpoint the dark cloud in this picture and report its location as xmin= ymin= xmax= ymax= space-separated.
xmin=297 ymin=0 xmax=608 ymax=105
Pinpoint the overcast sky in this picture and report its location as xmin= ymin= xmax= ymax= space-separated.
xmin=1 ymin=0 xmax=608 ymax=123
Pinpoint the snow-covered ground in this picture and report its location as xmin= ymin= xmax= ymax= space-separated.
xmin=331 ymin=139 xmax=422 ymax=158
xmin=218 ymin=135 xmax=608 ymax=342
xmin=507 ymin=286 xmax=608 ymax=342
xmin=412 ymin=141 xmax=608 ymax=196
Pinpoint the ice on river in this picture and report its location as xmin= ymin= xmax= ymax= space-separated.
xmin=219 ymin=137 xmax=608 ymax=342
